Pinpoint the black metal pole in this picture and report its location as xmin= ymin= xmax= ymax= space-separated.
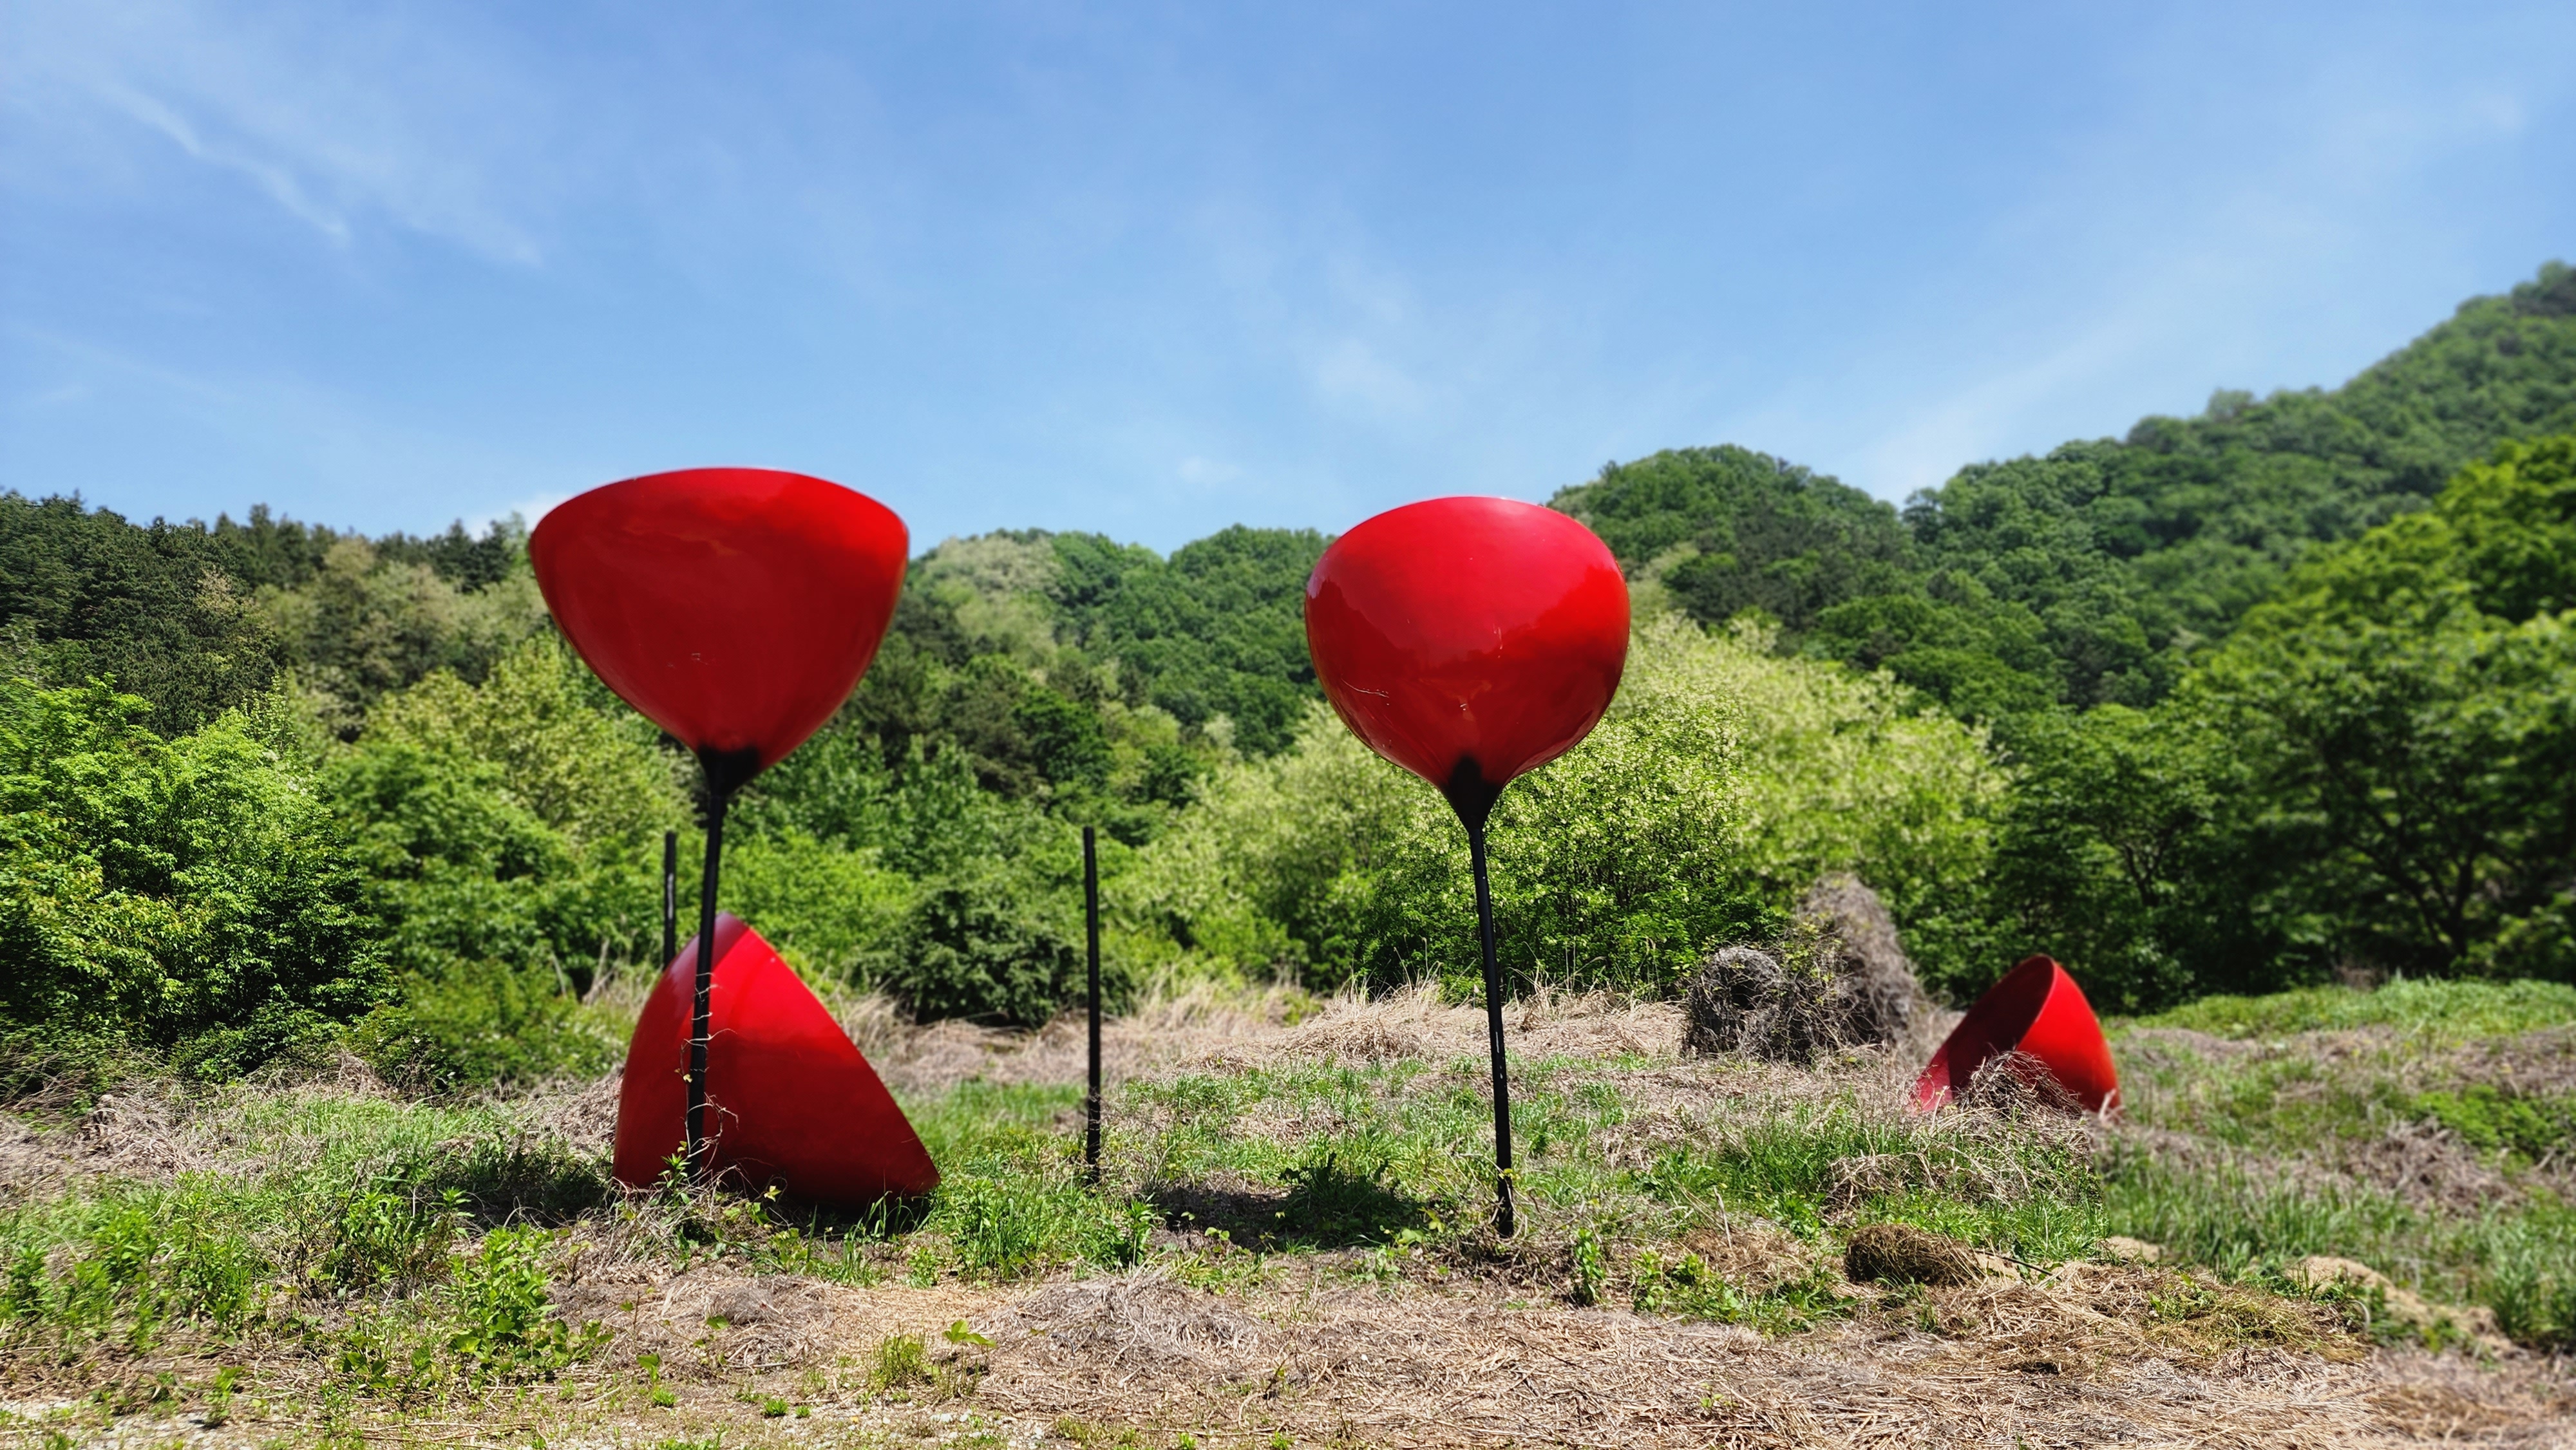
xmin=661 ymin=830 xmax=678 ymax=967
xmin=1466 ymin=818 xmax=1515 ymax=1238
xmin=685 ymin=791 xmax=730 ymax=1182
xmin=1083 ymin=825 xmax=1103 ymax=1184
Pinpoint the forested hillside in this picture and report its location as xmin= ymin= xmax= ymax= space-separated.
xmin=1556 ymin=260 xmax=2576 ymax=718
xmin=5 ymin=264 xmax=2573 ymax=1091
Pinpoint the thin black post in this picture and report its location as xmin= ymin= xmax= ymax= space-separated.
xmin=1466 ymin=819 xmax=1515 ymax=1238
xmin=1083 ymin=825 xmax=1103 ymax=1183
xmin=685 ymin=791 xmax=732 ymax=1182
xmin=661 ymin=830 xmax=678 ymax=967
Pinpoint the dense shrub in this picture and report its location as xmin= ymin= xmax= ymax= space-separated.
xmin=875 ymin=871 xmax=1091 ymax=1026
xmin=323 ymin=637 xmax=687 ymax=990
xmin=0 ymin=677 xmax=386 ymax=1053
xmin=1124 ymin=617 xmax=2002 ymax=999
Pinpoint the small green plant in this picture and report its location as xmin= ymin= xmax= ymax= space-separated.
xmin=444 ymin=1227 xmax=607 ymax=1384
xmin=203 ymin=1366 xmax=243 ymax=1426
xmin=870 ymin=1332 xmax=934 ymax=1397
xmin=638 ymin=1351 xmax=677 ymax=1408
xmin=1569 ymin=1227 xmax=1607 ymax=1306
xmin=324 ymin=1180 xmax=464 ymax=1294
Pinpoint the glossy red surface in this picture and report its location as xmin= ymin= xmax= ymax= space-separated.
xmin=1305 ymin=497 xmax=1630 ymax=819
xmin=614 ymin=914 xmax=939 ymax=1203
xmin=530 ymin=468 xmax=908 ymax=784
xmin=1913 ymin=954 xmax=2120 ymax=1115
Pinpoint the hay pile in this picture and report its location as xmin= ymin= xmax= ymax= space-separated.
xmin=1843 ymin=1223 xmax=1982 ymax=1287
xmin=1684 ymin=874 xmax=1930 ymax=1062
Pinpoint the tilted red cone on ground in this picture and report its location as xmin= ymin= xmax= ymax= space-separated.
xmin=613 ymin=914 xmax=938 ymax=1203
xmin=529 ymin=467 xmax=908 ymax=786
xmin=1303 ymin=496 xmax=1630 ymax=821
xmin=1914 ymin=954 xmax=2119 ymax=1115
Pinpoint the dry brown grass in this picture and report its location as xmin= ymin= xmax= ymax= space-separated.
xmin=10 ymin=986 xmax=2575 ymax=1449
xmin=848 ymin=979 xmax=1310 ymax=1098
xmin=50 ymin=1258 xmax=2544 ymax=1449
xmin=283 ymin=1258 xmax=2564 ymax=1448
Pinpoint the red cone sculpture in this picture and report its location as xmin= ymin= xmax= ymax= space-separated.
xmin=1914 ymin=954 xmax=2119 ymax=1115
xmin=615 ymin=914 xmax=938 ymax=1203
xmin=1305 ymin=496 xmax=1630 ymax=1236
xmin=533 ymin=467 xmax=911 ymax=1182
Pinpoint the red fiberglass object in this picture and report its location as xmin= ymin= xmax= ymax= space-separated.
xmin=614 ymin=914 xmax=938 ymax=1203
xmin=1304 ymin=497 xmax=1630 ymax=822
xmin=529 ymin=468 xmax=908 ymax=790
xmin=1914 ymin=954 xmax=2119 ymax=1115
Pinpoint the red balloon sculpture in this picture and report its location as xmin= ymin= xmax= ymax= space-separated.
xmin=1306 ymin=496 xmax=1630 ymax=1235
xmin=533 ymin=467 xmax=910 ymax=1184
xmin=616 ymin=914 xmax=938 ymax=1201
xmin=1913 ymin=955 xmax=2120 ymax=1115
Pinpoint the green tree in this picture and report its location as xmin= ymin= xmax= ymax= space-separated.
xmin=2002 ymin=436 xmax=2576 ymax=998
xmin=1128 ymin=618 xmax=2003 ymax=998
xmin=0 ymin=494 xmax=291 ymax=735
xmin=1987 ymin=705 xmax=2233 ymax=1010
xmin=0 ymin=678 xmax=386 ymax=1051
xmin=1551 ymin=446 xmax=1913 ymax=636
xmin=323 ymin=636 xmax=687 ymax=987
xmin=2196 ymin=596 xmax=2575 ymax=982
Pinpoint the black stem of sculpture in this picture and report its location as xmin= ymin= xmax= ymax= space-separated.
xmin=1446 ymin=758 xmax=1514 ymax=1239
xmin=686 ymin=789 xmax=729 ymax=1182
xmin=661 ymin=831 xmax=677 ymax=970
xmin=1083 ymin=825 xmax=1103 ymax=1185
xmin=1465 ymin=820 xmax=1515 ymax=1238
xmin=682 ymin=749 xmax=759 ymax=1185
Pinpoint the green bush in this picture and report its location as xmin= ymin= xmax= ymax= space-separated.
xmin=876 ymin=871 xmax=1091 ymax=1025
xmin=0 ymin=677 xmax=386 ymax=1052
xmin=325 ymin=636 xmax=687 ymax=990
xmin=351 ymin=960 xmax=620 ymax=1089
xmin=1124 ymin=616 xmax=2002 ymax=999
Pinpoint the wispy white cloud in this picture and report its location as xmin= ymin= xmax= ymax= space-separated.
xmin=93 ymin=80 xmax=354 ymax=243
xmin=6 ymin=0 xmax=549 ymax=264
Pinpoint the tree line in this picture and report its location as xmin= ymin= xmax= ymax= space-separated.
xmin=4 ymin=263 xmax=2571 ymax=1087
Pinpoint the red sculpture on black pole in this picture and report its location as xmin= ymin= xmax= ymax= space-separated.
xmin=1305 ymin=496 xmax=1629 ymax=1236
xmin=532 ymin=467 xmax=936 ymax=1203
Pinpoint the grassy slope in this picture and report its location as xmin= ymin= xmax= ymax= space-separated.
xmin=3 ymin=981 xmax=2571 ymax=1445
xmin=2107 ymin=979 xmax=2576 ymax=1346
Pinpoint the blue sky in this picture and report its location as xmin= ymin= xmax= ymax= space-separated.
xmin=5 ymin=1 xmax=2573 ymax=554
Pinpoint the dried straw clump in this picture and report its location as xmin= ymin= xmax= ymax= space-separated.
xmin=1799 ymin=872 xmax=1929 ymax=1047
xmin=1683 ymin=876 xmax=1929 ymax=1064
xmin=1958 ymin=1049 xmax=2087 ymax=1118
xmin=1844 ymin=1223 xmax=1981 ymax=1287
xmin=1684 ymin=946 xmax=1835 ymax=1062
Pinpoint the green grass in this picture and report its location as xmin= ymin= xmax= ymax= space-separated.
xmin=11 ymin=973 xmax=2576 ymax=1444
xmin=0 ymin=1086 xmax=614 ymax=1380
xmin=2108 ymin=977 xmax=2576 ymax=1350
xmin=2132 ymin=977 xmax=2576 ymax=1041
xmin=2102 ymin=1155 xmax=2576 ymax=1348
